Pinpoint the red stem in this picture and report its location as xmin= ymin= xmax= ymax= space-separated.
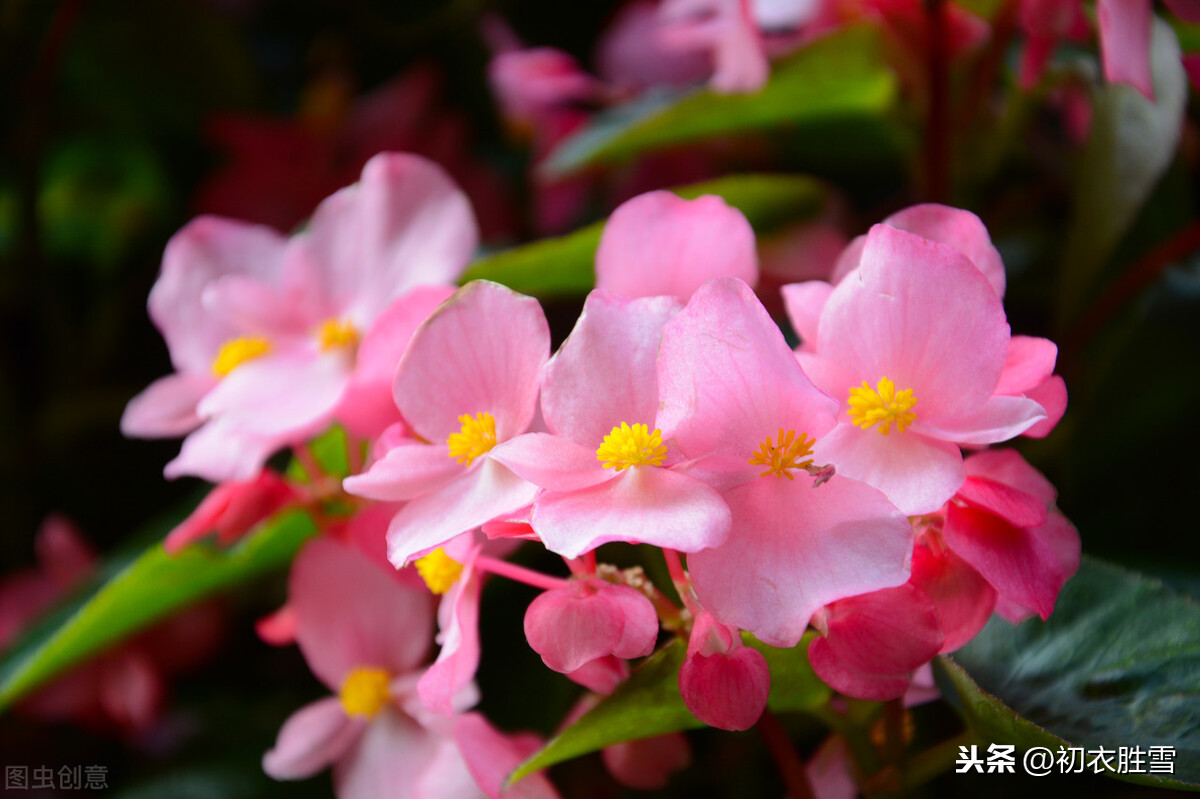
xmin=473 ymin=555 xmax=571 ymax=592
xmin=756 ymin=710 xmax=816 ymax=799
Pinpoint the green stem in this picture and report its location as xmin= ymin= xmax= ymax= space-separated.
xmin=902 ymin=730 xmax=978 ymax=789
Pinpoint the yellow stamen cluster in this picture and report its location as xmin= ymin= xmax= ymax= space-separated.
xmin=339 ymin=666 xmax=391 ymax=718
xmin=847 ymin=377 xmax=917 ymax=435
xmin=414 ymin=548 xmax=463 ymax=595
xmin=596 ymin=423 xmax=668 ymax=471
xmin=317 ymin=318 xmax=360 ymax=351
xmin=748 ymin=429 xmax=815 ymax=479
xmin=447 ymin=412 xmax=497 ymax=466
xmin=211 ymin=336 xmax=271 ymax=377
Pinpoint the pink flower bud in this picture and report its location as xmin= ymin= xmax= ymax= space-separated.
xmin=164 ymin=471 xmax=297 ymax=555
xmin=523 ymin=578 xmax=658 ymax=674
xmin=678 ymin=611 xmax=769 ymax=731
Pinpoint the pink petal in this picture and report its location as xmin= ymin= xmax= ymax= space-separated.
xmin=386 ymin=458 xmax=539 ymax=567
xmin=962 ymin=447 xmax=1056 ymax=505
xmin=490 ymin=434 xmax=611 ymax=492
xmin=394 ymin=281 xmax=549 ymax=443
xmin=995 ymin=335 xmax=1058 ymax=395
xmin=523 ymin=580 xmax=657 ymax=673
xmin=164 ymin=417 xmax=286 ymax=482
xmin=256 ymin=604 xmax=298 ymax=646
xmin=807 ymin=736 xmax=857 ymax=799
xmin=660 ymin=0 xmax=771 ymax=93
xmin=343 ymin=442 xmax=466 ymax=502
xmin=759 ymin=224 xmax=850 ymax=287
xmin=678 ymin=645 xmax=769 ymax=731
xmin=915 ymin=395 xmax=1046 ymax=446
xmin=944 ymin=505 xmax=1080 ymax=620
xmin=197 ymin=350 xmax=350 ymax=437
xmin=1019 ymin=34 xmax=1057 ymax=89
xmin=910 ymin=544 xmax=996 ymax=653
xmin=813 ymin=224 xmax=1010 ymax=422
xmin=1022 ymin=375 xmax=1067 ymax=438
xmin=453 ymin=713 xmax=560 ymax=799
xmin=811 ymin=423 xmax=965 ymax=516
xmin=150 ymin=216 xmax=288 ymax=374
xmin=566 ymin=655 xmax=630 ymax=694
xmin=955 ymin=475 xmax=1048 ymax=529
xmin=807 ymin=584 xmax=943 ymax=700
xmin=120 ymin=373 xmax=213 ymax=439
xmin=540 ymin=290 xmax=680 ymax=445
xmin=98 ymin=649 xmax=163 ymax=732
xmin=595 ymin=1 xmax=712 ymax=89
xmin=656 ymin=277 xmax=839 ymax=479
xmin=290 ymin=537 xmax=434 ymax=690
xmin=1098 ymin=0 xmax=1155 ymax=99
xmin=689 ymin=474 xmax=913 ymax=648
xmin=594 ymin=192 xmax=757 ymax=301
xmin=780 ymin=280 xmax=833 ymax=351
xmin=337 ymin=285 xmax=456 ymax=438
xmin=602 ymin=733 xmax=691 ymax=791
xmin=829 ymin=234 xmax=866 ymax=285
xmin=882 ymin=204 xmax=1007 ymax=298
xmin=417 ymin=559 xmax=483 ymax=716
xmin=301 ymin=153 xmax=478 ymax=321
xmin=531 ymin=466 xmax=731 ymax=558
xmin=263 ymin=697 xmax=365 ymax=780
xmin=164 ymin=471 xmax=298 ymax=554
xmin=333 ymin=708 xmax=442 ymax=799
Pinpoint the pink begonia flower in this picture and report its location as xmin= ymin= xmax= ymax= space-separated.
xmin=1017 ymin=0 xmax=1090 ymax=89
xmin=344 ymin=281 xmax=547 ymax=567
xmin=488 ymin=48 xmax=600 ymax=134
xmin=163 ymin=470 xmax=298 ymax=554
xmin=1 ymin=517 xmax=224 ymax=734
xmin=808 ymin=583 xmax=945 ymax=700
xmin=594 ymin=191 xmax=758 ymax=302
xmin=490 ymin=290 xmax=731 ymax=558
xmin=657 ymin=278 xmax=913 ymax=646
xmin=994 ymin=335 xmax=1068 ymax=438
xmin=123 ymin=153 xmax=473 ymax=482
xmin=264 ymin=537 xmax=556 ymax=798
xmin=659 ymin=0 xmax=770 ymax=93
xmin=942 ymin=449 xmax=1080 ymax=621
xmin=909 ymin=540 xmax=996 ymax=653
xmin=678 ymin=610 xmax=770 ymax=731
xmin=796 ymin=224 xmax=1046 ymax=515
xmin=523 ymin=578 xmax=658 ymax=673
xmin=1098 ymin=0 xmax=1155 ymax=99
xmin=596 ymin=1 xmax=713 ymax=90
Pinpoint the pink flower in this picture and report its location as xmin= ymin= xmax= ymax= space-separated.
xmin=657 ymin=278 xmax=914 ymax=646
xmin=593 ymin=191 xmax=758 ymax=301
xmin=796 ymin=224 xmax=1046 ymax=515
xmin=123 ymin=153 xmax=475 ymax=482
xmin=807 ymin=583 xmax=944 ymax=700
xmin=659 ymin=0 xmax=771 ymax=93
xmin=942 ymin=449 xmax=1080 ymax=621
xmin=263 ymin=537 xmax=557 ymax=798
xmin=489 ymin=290 xmax=731 ymax=558
xmin=163 ymin=470 xmax=298 ymax=554
xmin=523 ymin=578 xmax=658 ymax=673
xmin=678 ymin=610 xmax=770 ymax=731
xmin=343 ymin=281 xmax=547 ymax=567
xmin=908 ymin=539 xmax=996 ymax=653
xmin=596 ymin=1 xmax=713 ymax=90
xmin=488 ymin=48 xmax=600 ymax=135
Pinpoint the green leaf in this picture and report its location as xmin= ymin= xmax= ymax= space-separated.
xmin=937 ymin=555 xmax=1200 ymax=790
xmin=509 ymin=632 xmax=830 ymax=784
xmin=1059 ymin=20 xmax=1187 ymax=323
xmin=462 ymin=173 xmax=826 ymax=298
xmin=542 ymin=25 xmax=897 ymax=177
xmin=0 ymin=510 xmax=317 ymax=713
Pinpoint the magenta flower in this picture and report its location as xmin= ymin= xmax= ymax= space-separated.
xmin=796 ymin=224 xmax=1046 ymax=515
xmin=123 ymin=153 xmax=475 ymax=482
xmin=489 ymin=289 xmax=731 ymax=557
xmin=344 ymin=280 xmax=547 ymax=567
xmin=657 ymin=278 xmax=914 ymax=646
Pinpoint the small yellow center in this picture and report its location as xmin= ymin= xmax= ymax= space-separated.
xmin=447 ymin=413 xmax=497 ymax=466
xmin=317 ymin=318 xmax=359 ymax=351
xmin=847 ymin=377 xmax=918 ymax=435
xmin=415 ymin=548 xmax=463 ymax=595
xmin=211 ymin=336 xmax=271 ymax=377
xmin=339 ymin=666 xmax=390 ymax=718
xmin=748 ymin=429 xmax=815 ymax=479
xmin=596 ymin=423 xmax=668 ymax=471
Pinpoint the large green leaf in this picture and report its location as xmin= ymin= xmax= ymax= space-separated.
xmin=1059 ymin=20 xmax=1187 ymax=323
xmin=0 ymin=510 xmax=317 ymax=714
xmin=541 ymin=25 xmax=897 ymax=177
xmin=461 ymin=173 xmax=826 ymax=298
xmin=509 ymin=632 xmax=831 ymax=784
xmin=938 ymin=556 xmax=1200 ymax=790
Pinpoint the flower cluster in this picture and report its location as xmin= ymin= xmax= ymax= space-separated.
xmin=124 ymin=152 xmax=1078 ymax=796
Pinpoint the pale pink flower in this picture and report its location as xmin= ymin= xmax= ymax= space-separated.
xmin=343 ymin=281 xmax=547 ymax=567
xmin=678 ymin=610 xmax=769 ymax=731
xmin=656 ymin=278 xmax=913 ymax=646
xmin=796 ymin=224 xmax=1046 ymax=515
xmin=123 ymin=153 xmax=474 ymax=482
xmin=490 ymin=290 xmax=731 ymax=558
